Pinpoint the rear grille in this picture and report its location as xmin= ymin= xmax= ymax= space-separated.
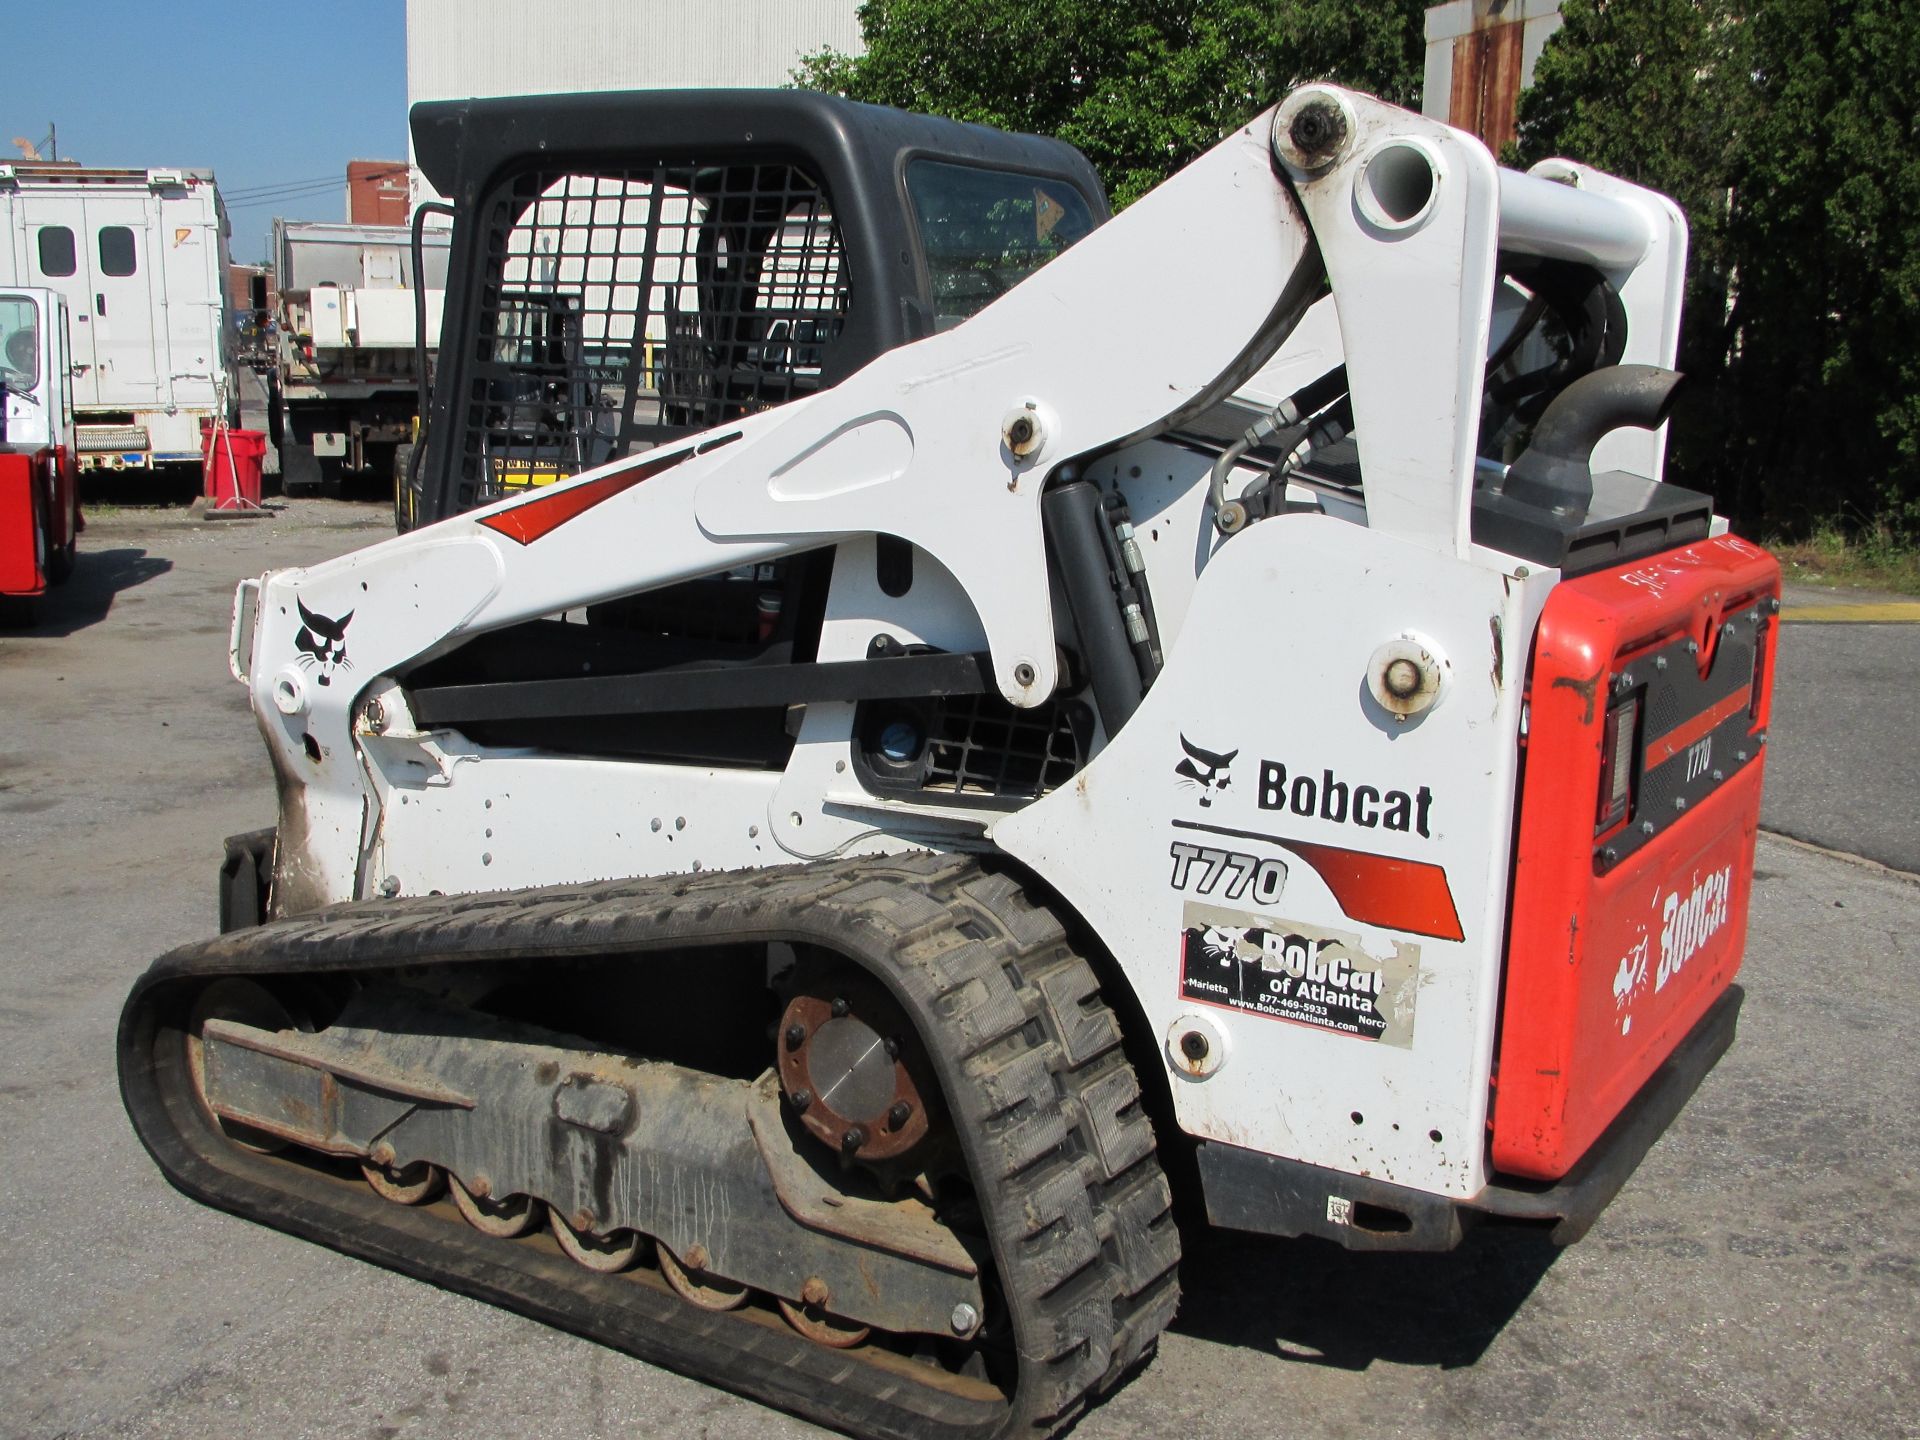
xmin=858 ymin=693 xmax=1091 ymax=807
xmin=924 ymin=694 xmax=1086 ymax=800
xmin=77 ymin=425 xmax=149 ymax=450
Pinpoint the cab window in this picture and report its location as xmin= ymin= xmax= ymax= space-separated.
xmin=905 ymin=160 xmax=1096 ymax=329
xmin=1 ymin=297 xmax=43 ymax=391
xmin=98 ymin=226 xmax=138 ymax=277
xmin=37 ymin=226 xmax=77 ymax=278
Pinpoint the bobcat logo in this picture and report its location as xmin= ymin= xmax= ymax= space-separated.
xmin=1200 ymin=925 xmax=1245 ymax=964
xmin=1175 ymin=735 xmax=1237 ymax=807
xmin=294 ymin=599 xmax=354 ymax=687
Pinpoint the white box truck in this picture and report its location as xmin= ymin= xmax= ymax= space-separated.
xmin=0 ymin=163 xmax=235 ymax=474
xmin=270 ymin=219 xmax=447 ymax=494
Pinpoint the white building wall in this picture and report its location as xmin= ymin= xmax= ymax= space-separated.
xmin=405 ymin=0 xmax=864 ymax=205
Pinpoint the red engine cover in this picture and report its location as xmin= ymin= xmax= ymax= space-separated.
xmin=1493 ymin=535 xmax=1780 ymax=1180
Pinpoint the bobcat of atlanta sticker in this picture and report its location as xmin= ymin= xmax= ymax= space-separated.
xmin=1179 ymin=900 xmax=1422 ymax=1046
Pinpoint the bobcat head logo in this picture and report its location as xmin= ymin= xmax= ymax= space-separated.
xmin=294 ymin=599 xmax=354 ymax=687
xmin=1200 ymin=925 xmax=1244 ymax=965
xmin=1175 ymin=735 xmax=1237 ymax=807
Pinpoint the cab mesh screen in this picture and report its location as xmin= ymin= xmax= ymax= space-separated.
xmin=458 ymin=162 xmax=846 ymax=510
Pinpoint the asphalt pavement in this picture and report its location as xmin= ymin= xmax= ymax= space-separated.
xmin=1763 ymin=588 xmax=1920 ymax=873
xmin=0 ymin=504 xmax=1914 ymax=1440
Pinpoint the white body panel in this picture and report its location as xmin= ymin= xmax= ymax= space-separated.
xmin=350 ymin=288 xmax=442 ymax=348
xmin=995 ymin=517 xmax=1552 ymax=1198
xmin=0 ymin=167 xmax=232 ymax=466
xmin=365 ymin=731 xmax=791 ymax=895
xmin=232 ymin=91 xmax=1691 ymax=1202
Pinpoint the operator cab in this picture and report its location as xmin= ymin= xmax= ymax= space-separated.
xmin=404 ymin=89 xmax=1107 ymax=528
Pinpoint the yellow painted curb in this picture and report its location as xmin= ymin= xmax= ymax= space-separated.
xmin=1779 ymin=602 xmax=1920 ymax=623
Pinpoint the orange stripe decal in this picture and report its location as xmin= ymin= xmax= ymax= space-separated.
xmin=1645 ymin=687 xmax=1750 ymax=768
xmin=478 ymin=447 xmax=692 ymax=545
xmin=1170 ymin=820 xmax=1466 ymax=942
xmin=1288 ymin=841 xmax=1465 ymax=942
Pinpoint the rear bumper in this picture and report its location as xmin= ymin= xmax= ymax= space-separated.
xmin=1196 ymin=983 xmax=1742 ymax=1251
xmin=77 ymin=408 xmax=217 ymax=467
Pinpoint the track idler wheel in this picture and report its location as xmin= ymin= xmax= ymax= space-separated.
xmin=551 ymin=1211 xmax=645 ymax=1273
xmin=659 ymin=1245 xmax=748 ymax=1312
xmin=449 ymin=1175 xmax=543 ymax=1238
xmin=184 ymin=978 xmax=301 ymax=1155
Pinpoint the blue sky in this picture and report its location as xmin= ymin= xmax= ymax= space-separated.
xmin=5 ymin=0 xmax=407 ymax=262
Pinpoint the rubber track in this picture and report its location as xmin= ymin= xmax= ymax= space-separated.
xmin=118 ymin=853 xmax=1181 ymax=1440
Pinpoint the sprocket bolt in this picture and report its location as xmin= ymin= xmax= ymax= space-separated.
xmin=841 ymin=1125 xmax=867 ymax=1152
xmin=785 ymin=1022 xmax=807 ymax=1050
xmin=887 ymin=1100 xmax=913 ymax=1130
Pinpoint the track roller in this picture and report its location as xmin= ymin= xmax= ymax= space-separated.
xmin=779 ymin=1293 xmax=870 ymax=1349
xmin=551 ymin=1212 xmax=645 ymax=1273
xmin=362 ymin=1155 xmax=443 ymax=1205
xmin=659 ymin=1245 xmax=749 ymax=1312
xmin=449 ymin=1175 xmax=543 ymax=1238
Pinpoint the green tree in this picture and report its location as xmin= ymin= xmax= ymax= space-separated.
xmin=798 ymin=0 xmax=1429 ymax=206
xmin=1518 ymin=0 xmax=1920 ymax=538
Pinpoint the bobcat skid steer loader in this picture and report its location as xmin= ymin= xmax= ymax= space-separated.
xmin=119 ymin=85 xmax=1779 ymax=1440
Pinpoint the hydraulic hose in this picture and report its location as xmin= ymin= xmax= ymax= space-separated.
xmin=1098 ymin=491 xmax=1163 ymax=683
xmin=1209 ymin=364 xmax=1347 ymax=533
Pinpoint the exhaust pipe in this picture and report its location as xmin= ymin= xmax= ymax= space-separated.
xmin=1501 ymin=364 xmax=1685 ymax=516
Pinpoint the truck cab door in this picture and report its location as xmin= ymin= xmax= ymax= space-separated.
xmin=53 ymin=299 xmax=77 ymax=451
xmin=17 ymin=205 xmax=100 ymax=406
xmin=79 ymin=197 xmax=161 ymax=407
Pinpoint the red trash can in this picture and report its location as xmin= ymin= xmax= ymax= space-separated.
xmin=200 ymin=423 xmax=267 ymax=510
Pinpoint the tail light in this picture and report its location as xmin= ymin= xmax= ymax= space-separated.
xmin=1595 ymin=690 xmax=1639 ymax=832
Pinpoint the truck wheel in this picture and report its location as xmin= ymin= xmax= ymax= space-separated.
xmin=281 ymin=440 xmax=322 ymax=497
xmin=45 ymin=530 xmax=75 ymax=585
xmin=44 ymin=479 xmax=77 ymax=585
xmin=362 ymin=443 xmax=397 ymax=486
